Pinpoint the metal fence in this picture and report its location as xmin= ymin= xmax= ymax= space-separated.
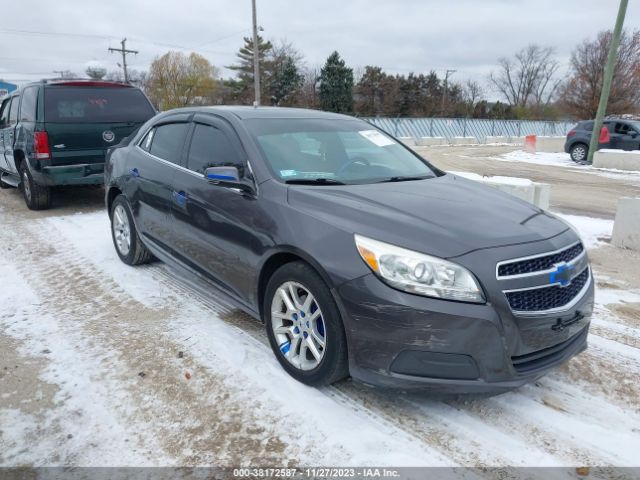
xmin=362 ymin=117 xmax=575 ymax=143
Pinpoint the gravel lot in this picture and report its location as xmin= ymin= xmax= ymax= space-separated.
xmin=1 ymin=146 xmax=640 ymax=472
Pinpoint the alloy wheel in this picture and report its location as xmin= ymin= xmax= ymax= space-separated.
xmin=572 ymin=145 xmax=586 ymax=162
xmin=112 ymin=204 xmax=131 ymax=256
xmin=270 ymin=281 xmax=326 ymax=371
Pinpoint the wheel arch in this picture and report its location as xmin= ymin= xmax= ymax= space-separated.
xmin=256 ymin=247 xmax=336 ymax=322
xmin=106 ymin=185 xmax=123 ymax=218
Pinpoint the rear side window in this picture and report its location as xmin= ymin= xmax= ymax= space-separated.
xmin=44 ymin=86 xmax=155 ymax=123
xmin=148 ymin=123 xmax=189 ymax=164
xmin=578 ymin=121 xmax=593 ymax=131
xmin=186 ymin=123 xmax=241 ymax=174
xmin=8 ymin=96 xmax=20 ymax=125
xmin=20 ymin=87 xmax=38 ymax=122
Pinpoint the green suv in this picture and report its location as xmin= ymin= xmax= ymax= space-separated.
xmin=0 ymin=79 xmax=155 ymax=209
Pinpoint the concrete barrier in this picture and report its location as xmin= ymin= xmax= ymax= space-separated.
xmin=612 ymin=197 xmax=640 ymax=251
xmin=526 ymin=136 xmax=566 ymax=153
xmin=417 ymin=136 xmax=446 ymax=146
xmin=398 ymin=137 xmax=418 ymax=146
xmin=449 ymin=136 xmax=478 ymax=145
xmin=449 ymin=171 xmax=550 ymax=209
xmin=593 ymin=149 xmax=640 ymax=171
xmin=485 ymin=136 xmax=510 ymax=144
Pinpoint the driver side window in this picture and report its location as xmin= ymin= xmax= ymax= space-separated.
xmin=186 ymin=123 xmax=244 ymax=175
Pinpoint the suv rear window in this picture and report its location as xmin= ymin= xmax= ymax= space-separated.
xmin=578 ymin=121 xmax=594 ymax=131
xmin=44 ymin=86 xmax=155 ymax=123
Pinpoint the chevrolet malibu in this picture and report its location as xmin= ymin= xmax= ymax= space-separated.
xmin=104 ymin=107 xmax=593 ymax=392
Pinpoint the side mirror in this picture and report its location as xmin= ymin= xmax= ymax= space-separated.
xmin=205 ymin=166 xmax=255 ymax=195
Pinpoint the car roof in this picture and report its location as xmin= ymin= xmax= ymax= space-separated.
xmin=170 ymin=106 xmax=355 ymax=121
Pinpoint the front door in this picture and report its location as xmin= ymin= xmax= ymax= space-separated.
xmin=170 ymin=115 xmax=263 ymax=301
xmin=125 ymin=120 xmax=190 ymax=252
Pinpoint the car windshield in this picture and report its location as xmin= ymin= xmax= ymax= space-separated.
xmin=244 ymin=118 xmax=437 ymax=184
xmin=44 ymin=86 xmax=155 ymax=123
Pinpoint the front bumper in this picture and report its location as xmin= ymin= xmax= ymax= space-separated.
xmin=336 ymin=271 xmax=593 ymax=393
xmin=33 ymin=163 xmax=104 ymax=186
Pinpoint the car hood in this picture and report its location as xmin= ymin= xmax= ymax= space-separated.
xmin=286 ymin=174 xmax=569 ymax=258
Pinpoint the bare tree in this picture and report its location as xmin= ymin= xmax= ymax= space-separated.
xmin=559 ymin=29 xmax=640 ymax=119
xmin=462 ymin=79 xmax=484 ymax=115
xmin=490 ymin=45 xmax=561 ymax=108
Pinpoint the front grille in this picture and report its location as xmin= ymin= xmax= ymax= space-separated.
xmin=511 ymin=327 xmax=588 ymax=375
xmin=498 ymin=242 xmax=584 ymax=277
xmin=505 ymin=267 xmax=589 ymax=312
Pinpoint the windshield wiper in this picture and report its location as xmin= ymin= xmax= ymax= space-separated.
xmin=376 ymin=175 xmax=432 ymax=183
xmin=285 ymin=178 xmax=346 ymax=185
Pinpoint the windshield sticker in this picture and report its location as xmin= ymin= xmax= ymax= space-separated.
xmin=358 ymin=130 xmax=396 ymax=147
xmin=280 ymin=170 xmax=297 ymax=177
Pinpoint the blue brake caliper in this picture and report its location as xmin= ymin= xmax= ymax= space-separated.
xmin=311 ymin=303 xmax=325 ymax=338
xmin=279 ymin=341 xmax=290 ymax=354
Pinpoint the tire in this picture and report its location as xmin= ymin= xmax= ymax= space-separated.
xmin=19 ymin=163 xmax=51 ymax=210
xmin=265 ymin=261 xmax=349 ymax=386
xmin=570 ymin=143 xmax=588 ymax=163
xmin=110 ymin=195 xmax=153 ymax=266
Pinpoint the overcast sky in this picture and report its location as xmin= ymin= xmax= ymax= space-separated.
xmin=1 ymin=0 xmax=638 ymax=96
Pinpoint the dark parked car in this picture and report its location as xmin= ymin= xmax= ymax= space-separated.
xmin=565 ymin=118 xmax=640 ymax=162
xmin=105 ymin=107 xmax=593 ymax=393
xmin=0 ymin=79 xmax=155 ymax=209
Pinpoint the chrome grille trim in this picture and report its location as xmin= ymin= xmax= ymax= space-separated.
xmin=495 ymin=241 xmax=584 ymax=280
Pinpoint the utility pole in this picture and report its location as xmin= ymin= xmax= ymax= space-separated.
xmin=251 ymin=0 xmax=261 ymax=107
xmin=587 ymin=0 xmax=628 ymax=164
xmin=108 ymin=38 xmax=138 ymax=84
xmin=442 ymin=69 xmax=456 ymax=114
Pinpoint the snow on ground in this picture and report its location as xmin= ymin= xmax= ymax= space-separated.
xmin=493 ymin=150 xmax=640 ymax=180
xmin=2 ymin=208 xmax=640 ymax=469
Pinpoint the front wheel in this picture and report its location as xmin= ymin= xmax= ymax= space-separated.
xmin=20 ymin=163 xmax=51 ymax=210
xmin=265 ymin=262 xmax=349 ymax=386
xmin=570 ymin=143 xmax=588 ymax=163
xmin=110 ymin=195 xmax=153 ymax=265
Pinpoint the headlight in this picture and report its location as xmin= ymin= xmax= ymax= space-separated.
xmin=355 ymin=234 xmax=485 ymax=303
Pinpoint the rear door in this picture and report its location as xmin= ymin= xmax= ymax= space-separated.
xmin=0 ymin=98 xmax=9 ymax=171
xmin=1 ymin=95 xmax=19 ymax=173
xmin=126 ymin=117 xmax=190 ymax=251
xmin=43 ymin=84 xmax=155 ymax=166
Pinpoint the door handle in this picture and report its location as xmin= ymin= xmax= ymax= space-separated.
xmin=173 ymin=190 xmax=187 ymax=205
xmin=130 ymin=168 xmax=140 ymax=178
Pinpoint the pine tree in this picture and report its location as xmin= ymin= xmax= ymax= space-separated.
xmin=227 ymin=35 xmax=273 ymax=103
xmin=269 ymin=55 xmax=303 ymax=106
xmin=319 ymin=51 xmax=354 ymax=113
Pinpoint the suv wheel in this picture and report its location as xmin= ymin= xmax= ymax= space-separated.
xmin=265 ymin=262 xmax=349 ymax=386
xmin=20 ymin=162 xmax=51 ymax=210
xmin=110 ymin=195 xmax=153 ymax=265
xmin=570 ymin=143 xmax=588 ymax=162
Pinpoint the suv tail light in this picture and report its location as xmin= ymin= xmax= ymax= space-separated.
xmin=33 ymin=131 xmax=51 ymax=160
xmin=567 ymin=129 xmax=576 ymax=137
xmin=599 ymin=126 xmax=610 ymax=144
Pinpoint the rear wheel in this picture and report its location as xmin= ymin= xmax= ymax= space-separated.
xmin=20 ymin=162 xmax=51 ymax=210
xmin=110 ymin=195 xmax=153 ymax=265
xmin=265 ymin=262 xmax=349 ymax=386
xmin=570 ymin=143 xmax=588 ymax=163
